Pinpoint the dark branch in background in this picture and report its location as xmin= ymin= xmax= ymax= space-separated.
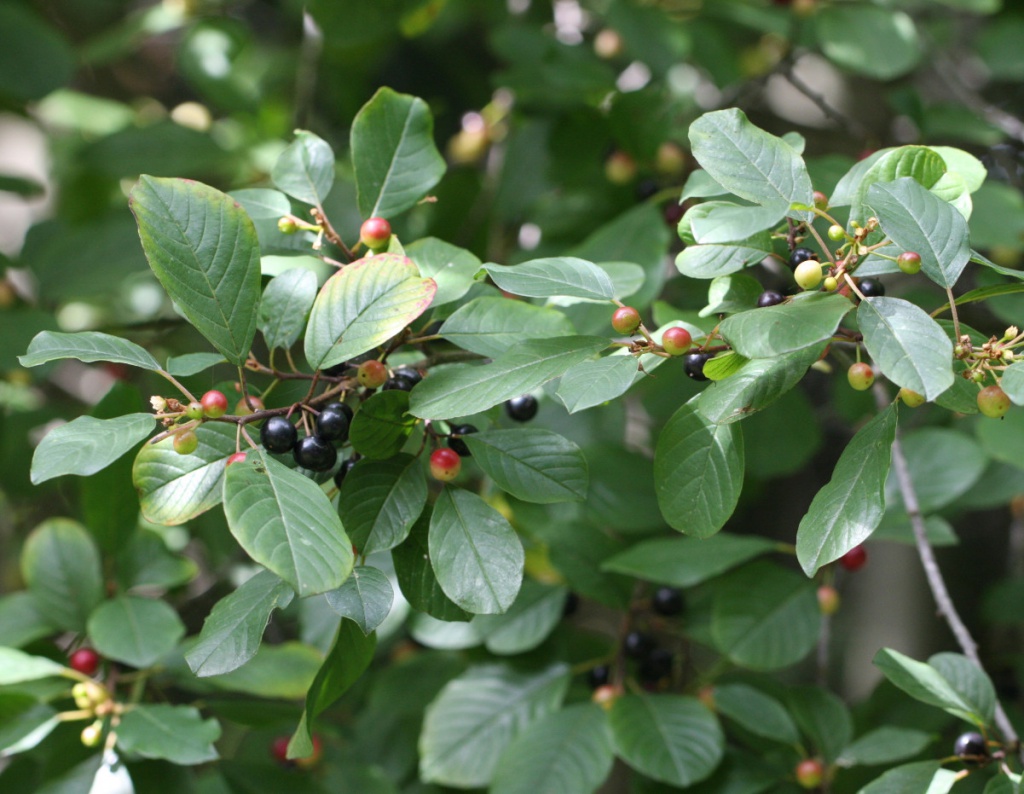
xmin=293 ymin=9 xmax=323 ymax=130
xmin=929 ymin=50 xmax=1024 ymax=145
xmin=872 ymin=384 xmax=1022 ymax=756
xmin=780 ymin=62 xmax=870 ymax=142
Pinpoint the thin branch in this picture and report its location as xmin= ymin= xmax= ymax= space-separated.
xmin=930 ymin=50 xmax=1024 ymax=145
xmin=292 ymin=10 xmax=323 ymax=130
xmin=781 ymin=62 xmax=870 ymax=142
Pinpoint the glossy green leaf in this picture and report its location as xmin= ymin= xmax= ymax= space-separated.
xmin=429 ymin=488 xmax=524 ymax=615
xmin=796 ymin=403 xmax=897 ymax=576
xmin=689 ymin=203 xmax=786 ymax=244
xmin=463 ymin=429 xmax=588 ymax=504
xmin=19 ymin=330 xmax=160 ymax=370
xmin=0 ymin=696 xmax=58 ymax=755
xmin=352 ymin=87 xmax=446 ymax=218
xmin=258 ymin=268 xmax=318 ymax=351
xmin=868 ymin=178 xmax=971 ymax=288
xmin=21 ymin=519 xmax=103 ymax=633
xmin=609 ymin=694 xmax=724 ymax=787
xmin=349 ymin=390 xmax=418 ymax=460
xmin=700 ymin=272 xmax=765 ymax=317
xmin=0 ymin=593 xmax=57 ymax=649
xmin=556 ymin=355 xmax=639 ymax=413
xmin=483 ymin=258 xmax=615 ymax=300
xmin=712 ymin=561 xmax=820 ymax=670
xmin=816 ymin=6 xmax=922 ymax=80
xmin=601 ymin=533 xmax=775 ymax=587
xmin=30 ymin=413 xmax=154 ymax=484
xmin=837 ymin=726 xmax=934 ymax=767
xmin=440 ymin=297 xmax=576 ymax=359
xmin=392 ymin=509 xmax=471 ymax=622
xmin=702 ymin=351 xmax=748 ymax=382
xmin=405 ymin=237 xmax=482 ymax=307
xmin=858 ymin=297 xmax=954 ymax=400
xmin=654 ymin=399 xmax=744 ymax=538
xmin=929 ymin=652 xmax=997 ymax=727
xmin=472 ymin=580 xmax=568 ymax=655
xmin=0 ymin=5 xmax=73 ymax=101
xmin=271 ymin=130 xmax=335 ymax=206
xmin=874 ymin=648 xmax=993 ymax=727
xmin=164 ymin=352 xmax=227 ymax=376
xmin=491 ymin=704 xmax=613 ymax=794
xmin=304 ymin=253 xmax=436 ymax=369
xmin=711 ymin=684 xmax=799 ymax=746
xmin=419 ymin=663 xmax=571 ymax=787
xmin=230 ymin=188 xmax=292 ymax=220
xmin=848 ymin=146 xmax=947 ymax=224
xmin=718 ymin=293 xmax=852 ymax=359
xmin=325 ymin=566 xmax=394 ymax=635
xmin=133 ymin=421 xmax=237 ymax=525
xmin=859 ymin=761 xmax=957 ymax=794
xmin=675 ymin=240 xmax=772 ymax=280
xmin=409 ymin=336 xmax=608 ymax=420
xmin=976 ymin=407 xmax=1024 ymax=470
xmin=223 ymin=449 xmax=354 ymax=597
xmin=117 ymin=705 xmax=220 ymax=765
xmin=115 ymin=529 xmax=198 ymax=590
xmin=130 ymin=176 xmax=261 ymax=366
xmin=205 ymin=641 xmax=320 ymax=699
xmin=185 ymin=569 xmax=295 ymax=677
xmin=339 ymin=453 xmax=426 ymax=553
xmin=786 ymin=686 xmax=853 ymax=764
xmin=1002 ymin=362 xmax=1024 ymax=405
xmin=688 ymin=108 xmax=812 ymax=216
xmin=88 ymin=595 xmax=185 ymax=668
xmin=0 ymin=648 xmax=66 ymax=685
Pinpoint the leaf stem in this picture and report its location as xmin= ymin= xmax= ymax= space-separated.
xmin=156 ymin=369 xmax=198 ymax=404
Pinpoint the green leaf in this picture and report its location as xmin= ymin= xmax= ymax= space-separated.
xmin=702 ymin=351 xmax=748 ymax=382
xmin=1002 ymin=362 xmax=1024 ymax=405
xmin=601 ymin=533 xmax=775 ymax=588
xmin=0 ymin=695 xmax=58 ymax=755
xmin=556 ymin=356 xmax=640 ymax=414
xmin=816 ymin=6 xmax=921 ymax=80
xmin=116 ymin=529 xmax=198 ymax=590
xmin=117 ymin=704 xmax=220 ymax=765
xmin=88 ymin=595 xmax=185 ymax=668
xmin=796 ymin=403 xmax=898 ymax=576
xmin=0 ymin=592 xmax=57 ymax=649
xmin=711 ymin=684 xmax=799 ymax=746
xmin=472 ymin=580 xmax=568 ymax=655
xmin=230 ymin=188 xmax=292 ymax=220
xmin=409 ymin=336 xmax=608 ymax=420
xmin=700 ymin=272 xmax=766 ymax=317
xmin=130 ymin=176 xmax=262 ymax=366
xmin=271 ymin=130 xmax=335 ymax=206
xmin=349 ymin=390 xmax=418 ymax=460
xmin=440 ymin=297 xmax=576 ymax=359
xmin=0 ymin=648 xmax=66 ymax=685
xmin=483 ymin=258 xmax=615 ymax=300
xmin=688 ymin=108 xmax=812 ymax=216
xmin=325 ymin=566 xmax=394 ymax=635
xmin=185 ymin=569 xmax=295 ymax=677
xmin=0 ymin=5 xmax=73 ymax=102
xmin=859 ymin=761 xmax=957 ymax=794
xmin=463 ymin=429 xmax=588 ymax=504
xmin=885 ymin=428 xmax=986 ymax=513
xmin=690 ymin=203 xmax=786 ymax=244
xmin=491 ymin=704 xmax=614 ymax=794
xmin=205 ymin=641 xmax=320 ymax=699
xmin=929 ymin=652 xmax=997 ymax=727
xmin=675 ymin=240 xmax=773 ymax=280
xmin=429 ymin=487 xmax=524 ymax=615
xmin=976 ymin=407 xmax=1024 ymax=470
xmin=858 ymin=297 xmax=954 ymax=400
xmin=419 ymin=663 xmax=571 ymax=787
xmin=19 ymin=330 xmax=160 ymax=370
xmin=718 ymin=293 xmax=853 ymax=359
xmin=303 ymin=253 xmax=436 ymax=369
xmin=873 ymin=648 xmax=993 ymax=727
xmin=405 ymin=237 xmax=482 ymax=307
xmin=258 ymin=268 xmax=318 ymax=351
xmin=867 ymin=178 xmax=971 ymax=288
xmin=21 ymin=519 xmax=103 ymax=633
xmin=223 ymin=449 xmax=354 ymax=597
xmin=654 ymin=399 xmax=744 ymax=538
xmin=339 ymin=453 xmax=426 ymax=554
xmin=352 ymin=87 xmax=446 ymax=218
xmin=392 ymin=509 xmax=471 ymax=622
xmin=786 ymin=686 xmax=853 ymax=764
xmin=133 ymin=421 xmax=237 ymax=525
xmin=847 ymin=146 xmax=947 ymax=224
xmin=30 ymin=413 xmax=154 ymax=484
xmin=609 ymin=694 xmax=724 ymax=787
xmin=165 ymin=352 xmax=227 ymax=376
xmin=712 ymin=561 xmax=820 ymax=670
xmin=837 ymin=726 xmax=934 ymax=767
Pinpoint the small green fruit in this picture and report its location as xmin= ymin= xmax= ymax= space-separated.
xmin=611 ymin=306 xmax=642 ymax=335
xmin=81 ymin=722 xmax=103 ymax=748
xmin=812 ymin=190 xmax=829 ymax=210
xmin=173 ymin=429 xmax=199 ymax=455
xmin=847 ymin=362 xmax=874 ymax=391
xmin=795 ymin=758 xmax=824 ymax=789
xmin=817 ymin=585 xmax=840 ymax=616
xmin=823 ymin=276 xmax=838 ymax=292
xmin=898 ymin=388 xmax=926 ymax=408
xmin=978 ymin=384 xmax=1011 ymax=418
xmin=794 ymin=259 xmax=823 ymax=290
xmin=357 ymin=360 xmax=389 ymax=389
xmin=184 ymin=401 xmax=204 ymax=421
xmin=827 ymin=224 xmax=845 ymax=241
xmin=277 ymin=216 xmax=298 ymax=234
xmin=661 ymin=326 xmax=693 ymax=356
xmin=897 ymin=251 xmax=922 ymax=275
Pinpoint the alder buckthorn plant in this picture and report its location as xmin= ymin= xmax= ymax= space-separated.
xmin=6 ymin=1 xmax=1024 ymax=791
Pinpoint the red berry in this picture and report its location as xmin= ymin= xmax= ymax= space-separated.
xmin=795 ymin=758 xmax=824 ymax=789
xmin=430 ymin=448 xmax=462 ymax=481
xmin=271 ymin=736 xmax=291 ymax=766
xmin=839 ymin=544 xmax=867 ymax=572
xmin=226 ymin=452 xmax=247 ymax=466
xmin=201 ymin=390 xmax=229 ymax=418
xmin=360 ymin=217 xmax=391 ymax=250
xmin=977 ymin=384 xmax=1011 ymax=419
xmin=661 ymin=326 xmax=692 ymax=356
xmin=68 ymin=648 xmax=100 ymax=676
xmin=611 ymin=306 xmax=641 ymax=335
xmin=357 ymin=360 xmax=389 ymax=389
xmin=847 ymin=362 xmax=875 ymax=391
xmin=897 ymin=251 xmax=922 ymax=275
xmin=812 ymin=190 xmax=829 ymax=209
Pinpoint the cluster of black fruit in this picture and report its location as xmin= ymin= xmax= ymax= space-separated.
xmin=260 ymin=401 xmax=353 ymax=473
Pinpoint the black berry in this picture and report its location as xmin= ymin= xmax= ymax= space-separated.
xmin=293 ymin=435 xmax=337 ymax=472
xmin=789 ymin=247 xmax=817 ymax=269
xmin=316 ymin=402 xmax=353 ymax=442
xmin=757 ymin=290 xmax=785 ymax=308
xmin=384 ymin=367 xmax=422 ymax=391
xmin=684 ymin=352 xmax=712 ymax=382
xmin=638 ymin=648 xmax=673 ymax=683
xmin=260 ymin=416 xmax=297 ymax=454
xmin=448 ymin=424 xmax=478 ymax=457
xmin=333 ymin=456 xmax=359 ymax=489
xmin=505 ymin=395 xmax=538 ymax=422
xmin=623 ymin=631 xmax=654 ymax=660
xmin=563 ymin=592 xmax=579 ymax=617
xmin=322 ymin=361 xmax=349 ymax=378
xmin=953 ymin=731 xmax=987 ymax=762
xmin=635 ymin=178 xmax=659 ymax=202
xmin=588 ymin=665 xmax=611 ymax=689
xmin=858 ymin=278 xmax=885 ymax=298
xmin=651 ymin=586 xmax=684 ymax=616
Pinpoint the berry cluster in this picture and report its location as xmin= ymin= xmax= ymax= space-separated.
xmin=260 ymin=401 xmax=354 ymax=473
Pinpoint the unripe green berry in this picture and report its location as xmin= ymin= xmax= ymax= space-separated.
xmin=173 ymin=429 xmax=199 ymax=455
xmin=357 ymin=360 xmax=389 ymax=389
xmin=611 ymin=306 xmax=641 ymax=335
xmin=184 ymin=401 xmax=204 ymax=421
xmin=847 ymin=362 xmax=874 ymax=391
xmin=817 ymin=585 xmax=840 ymax=616
xmin=897 ymin=251 xmax=922 ymax=275
xmin=81 ymin=722 xmax=103 ymax=748
xmin=277 ymin=216 xmax=298 ymax=234
xmin=978 ymin=384 xmax=1011 ymax=418
xmin=827 ymin=224 xmax=845 ymax=241
xmin=823 ymin=276 xmax=838 ymax=292
xmin=794 ymin=259 xmax=822 ymax=290
xmin=898 ymin=388 xmax=926 ymax=408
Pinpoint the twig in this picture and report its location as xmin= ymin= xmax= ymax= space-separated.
xmin=156 ymin=369 xmax=197 ymax=404
xmin=781 ymin=62 xmax=870 ymax=141
xmin=930 ymin=50 xmax=1024 ymax=145
xmin=293 ymin=10 xmax=323 ymax=130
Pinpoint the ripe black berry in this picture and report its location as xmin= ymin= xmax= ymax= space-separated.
xmin=652 ymin=587 xmax=684 ymax=616
xmin=623 ymin=631 xmax=654 ymax=660
xmin=505 ymin=395 xmax=538 ymax=422
xmin=333 ymin=456 xmax=359 ymax=489
xmin=684 ymin=352 xmax=712 ymax=382
xmin=858 ymin=278 xmax=885 ymax=298
xmin=384 ymin=367 xmax=422 ymax=391
xmin=638 ymin=648 xmax=673 ymax=683
xmin=448 ymin=424 xmax=478 ymax=457
xmin=316 ymin=402 xmax=353 ymax=442
xmin=757 ymin=290 xmax=785 ymax=308
xmin=789 ymin=247 xmax=817 ymax=269
xmin=953 ymin=731 xmax=987 ymax=763
xmin=635 ymin=179 xmax=659 ymax=202
xmin=261 ymin=416 xmax=297 ymax=454
xmin=293 ymin=435 xmax=337 ymax=472
xmin=588 ymin=665 xmax=611 ymax=689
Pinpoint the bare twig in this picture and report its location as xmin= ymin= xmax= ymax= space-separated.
xmin=781 ymin=63 xmax=870 ymax=141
